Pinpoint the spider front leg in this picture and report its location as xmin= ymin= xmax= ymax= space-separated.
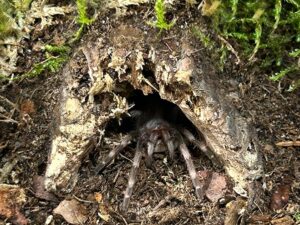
xmin=95 ymin=135 xmax=132 ymax=174
xmin=179 ymin=141 xmax=204 ymax=200
xmin=145 ymin=134 xmax=158 ymax=167
xmin=182 ymin=129 xmax=220 ymax=166
xmin=162 ymin=130 xmax=175 ymax=161
xmin=122 ymin=141 xmax=143 ymax=211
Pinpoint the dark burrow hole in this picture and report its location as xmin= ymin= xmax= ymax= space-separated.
xmin=104 ymin=90 xmax=203 ymax=157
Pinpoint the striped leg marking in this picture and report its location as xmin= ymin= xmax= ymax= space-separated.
xmin=162 ymin=130 xmax=175 ymax=160
xmin=146 ymin=134 xmax=158 ymax=167
xmin=95 ymin=135 xmax=132 ymax=174
xmin=179 ymin=142 xmax=204 ymax=200
xmin=182 ymin=129 xmax=219 ymax=166
xmin=122 ymin=142 xmax=143 ymax=211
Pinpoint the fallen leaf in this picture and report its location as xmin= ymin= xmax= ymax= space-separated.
xmin=33 ymin=176 xmax=58 ymax=202
xmin=53 ymin=199 xmax=88 ymax=224
xmin=270 ymin=184 xmax=290 ymax=210
xmin=0 ymin=184 xmax=28 ymax=225
xmin=198 ymin=170 xmax=228 ymax=202
xmin=20 ymin=99 xmax=35 ymax=117
xmin=205 ymin=172 xmax=228 ymax=202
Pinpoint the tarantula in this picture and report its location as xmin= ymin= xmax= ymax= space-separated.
xmin=95 ymin=95 xmax=214 ymax=211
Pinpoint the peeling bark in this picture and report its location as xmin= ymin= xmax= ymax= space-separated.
xmin=44 ymin=8 xmax=264 ymax=203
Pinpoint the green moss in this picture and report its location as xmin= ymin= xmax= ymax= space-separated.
xmin=44 ymin=45 xmax=71 ymax=54
xmin=148 ymin=0 xmax=175 ymax=32
xmin=23 ymin=56 xmax=67 ymax=78
xmin=192 ymin=26 xmax=228 ymax=71
xmin=294 ymin=212 xmax=300 ymax=222
xmin=0 ymin=44 xmax=70 ymax=81
xmin=0 ymin=2 xmax=16 ymax=39
xmin=14 ymin=0 xmax=32 ymax=12
xmin=76 ymin=0 xmax=94 ymax=26
xmin=70 ymin=0 xmax=95 ymax=43
xmin=192 ymin=27 xmax=215 ymax=50
xmin=204 ymin=0 xmax=300 ymax=90
xmin=23 ymin=44 xmax=70 ymax=79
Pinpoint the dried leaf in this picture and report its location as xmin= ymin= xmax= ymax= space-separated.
xmin=53 ymin=199 xmax=88 ymax=224
xmin=198 ymin=170 xmax=228 ymax=202
xmin=20 ymin=99 xmax=35 ymax=117
xmin=270 ymin=184 xmax=290 ymax=210
xmin=205 ymin=172 xmax=228 ymax=202
xmin=0 ymin=184 xmax=28 ymax=225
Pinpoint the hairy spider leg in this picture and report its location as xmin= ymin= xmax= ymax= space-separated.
xmin=122 ymin=141 xmax=143 ymax=211
xmin=146 ymin=133 xmax=158 ymax=167
xmin=95 ymin=135 xmax=132 ymax=174
xmin=179 ymin=142 xmax=204 ymax=200
xmin=181 ymin=129 xmax=219 ymax=166
xmin=162 ymin=130 xmax=175 ymax=160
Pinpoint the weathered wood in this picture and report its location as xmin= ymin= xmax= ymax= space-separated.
xmin=44 ymin=5 xmax=264 ymax=202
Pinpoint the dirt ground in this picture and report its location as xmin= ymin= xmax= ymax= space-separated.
xmin=0 ymin=2 xmax=299 ymax=225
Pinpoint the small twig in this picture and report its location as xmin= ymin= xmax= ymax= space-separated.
xmin=119 ymin=153 xmax=133 ymax=163
xmin=217 ymin=35 xmax=241 ymax=65
xmin=276 ymin=141 xmax=300 ymax=147
xmin=164 ymin=41 xmax=173 ymax=52
xmin=72 ymin=194 xmax=94 ymax=204
xmin=113 ymin=167 xmax=122 ymax=183
xmin=0 ymin=118 xmax=19 ymax=124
